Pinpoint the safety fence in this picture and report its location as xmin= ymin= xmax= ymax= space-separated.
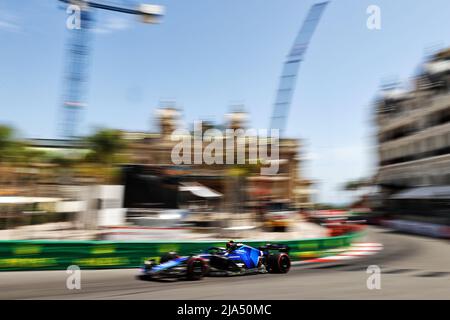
xmin=0 ymin=231 xmax=364 ymax=271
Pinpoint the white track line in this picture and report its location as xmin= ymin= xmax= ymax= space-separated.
xmin=292 ymin=242 xmax=383 ymax=266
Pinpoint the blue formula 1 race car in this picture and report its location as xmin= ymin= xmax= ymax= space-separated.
xmin=140 ymin=241 xmax=291 ymax=281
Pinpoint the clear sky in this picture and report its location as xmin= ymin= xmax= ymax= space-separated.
xmin=1 ymin=0 xmax=450 ymax=204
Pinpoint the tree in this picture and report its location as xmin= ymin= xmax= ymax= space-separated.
xmin=85 ymin=129 xmax=127 ymax=165
xmin=0 ymin=125 xmax=20 ymax=163
xmin=343 ymin=178 xmax=372 ymax=191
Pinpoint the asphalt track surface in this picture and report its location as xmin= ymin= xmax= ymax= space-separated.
xmin=0 ymin=227 xmax=449 ymax=299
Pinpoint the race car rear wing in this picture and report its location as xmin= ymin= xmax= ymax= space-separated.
xmin=258 ymin=244 xmax=290 ymax=253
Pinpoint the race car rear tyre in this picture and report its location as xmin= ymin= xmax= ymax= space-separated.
xmin=160 ymin=252 xmax=179 ymax=264
xmin=268 ymin=253 xmax=291 ymax=273
xmin=186 ymin=257 xmax=207 ymax=280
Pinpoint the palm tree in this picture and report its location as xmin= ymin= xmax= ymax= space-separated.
xmin=85 ymin=128 xmax=127 ymax=165
xmin=0 ymin=125 xmax=27 ymax=195
xmin=343 ymin=178 xmax=372 ymax=191
xmin=0 ymin=125 xmax=20 ymax=163
xmin=85 ymin=129 xmax=128 ymax=183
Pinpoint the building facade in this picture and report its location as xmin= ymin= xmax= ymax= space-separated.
xmin=375 ymin=48 xmax=450 ymax=191
xmin=20 ymin=108 xmax=314 ymax=210
xmin=373 ymin=48 xmax=450 ymax=232
xmin=125 ymin=107 xmax=314 ymax=209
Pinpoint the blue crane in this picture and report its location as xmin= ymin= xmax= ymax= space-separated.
xmin=58 ymin=0 xmax=164 ymax=138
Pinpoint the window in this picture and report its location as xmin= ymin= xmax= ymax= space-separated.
xmin=426 ymin=137 xmax=435 ymax=151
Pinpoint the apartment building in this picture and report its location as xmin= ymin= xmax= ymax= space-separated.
xmin=375 ymin=48 xmax=450 ymax=190
xmin=373 ymin=48 xmax=450 ymax=234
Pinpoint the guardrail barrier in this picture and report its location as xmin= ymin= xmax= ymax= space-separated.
xmin=0 ymin=231 xmax=364 ymax=271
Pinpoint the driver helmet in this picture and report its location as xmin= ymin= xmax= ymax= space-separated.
xmin=226 ymin=240 xmax=237 ymax=251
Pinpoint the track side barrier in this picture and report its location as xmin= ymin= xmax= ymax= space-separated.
xmin=0 ymin=231 xmax=364 ymax=271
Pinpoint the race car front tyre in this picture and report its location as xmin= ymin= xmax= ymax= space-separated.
xmin=267 ymin=253 xmax=291 ymax=273
xmin=186 ymin=257 xmax=207 ymax=280
xmin=143 ymin=259 xmax=156 ymax=272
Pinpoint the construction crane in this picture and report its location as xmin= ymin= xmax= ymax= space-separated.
xmin=58 ymin=0 xmax=164 ymax=138
xmin=270 ymin=2 xmax=329 ymax=136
